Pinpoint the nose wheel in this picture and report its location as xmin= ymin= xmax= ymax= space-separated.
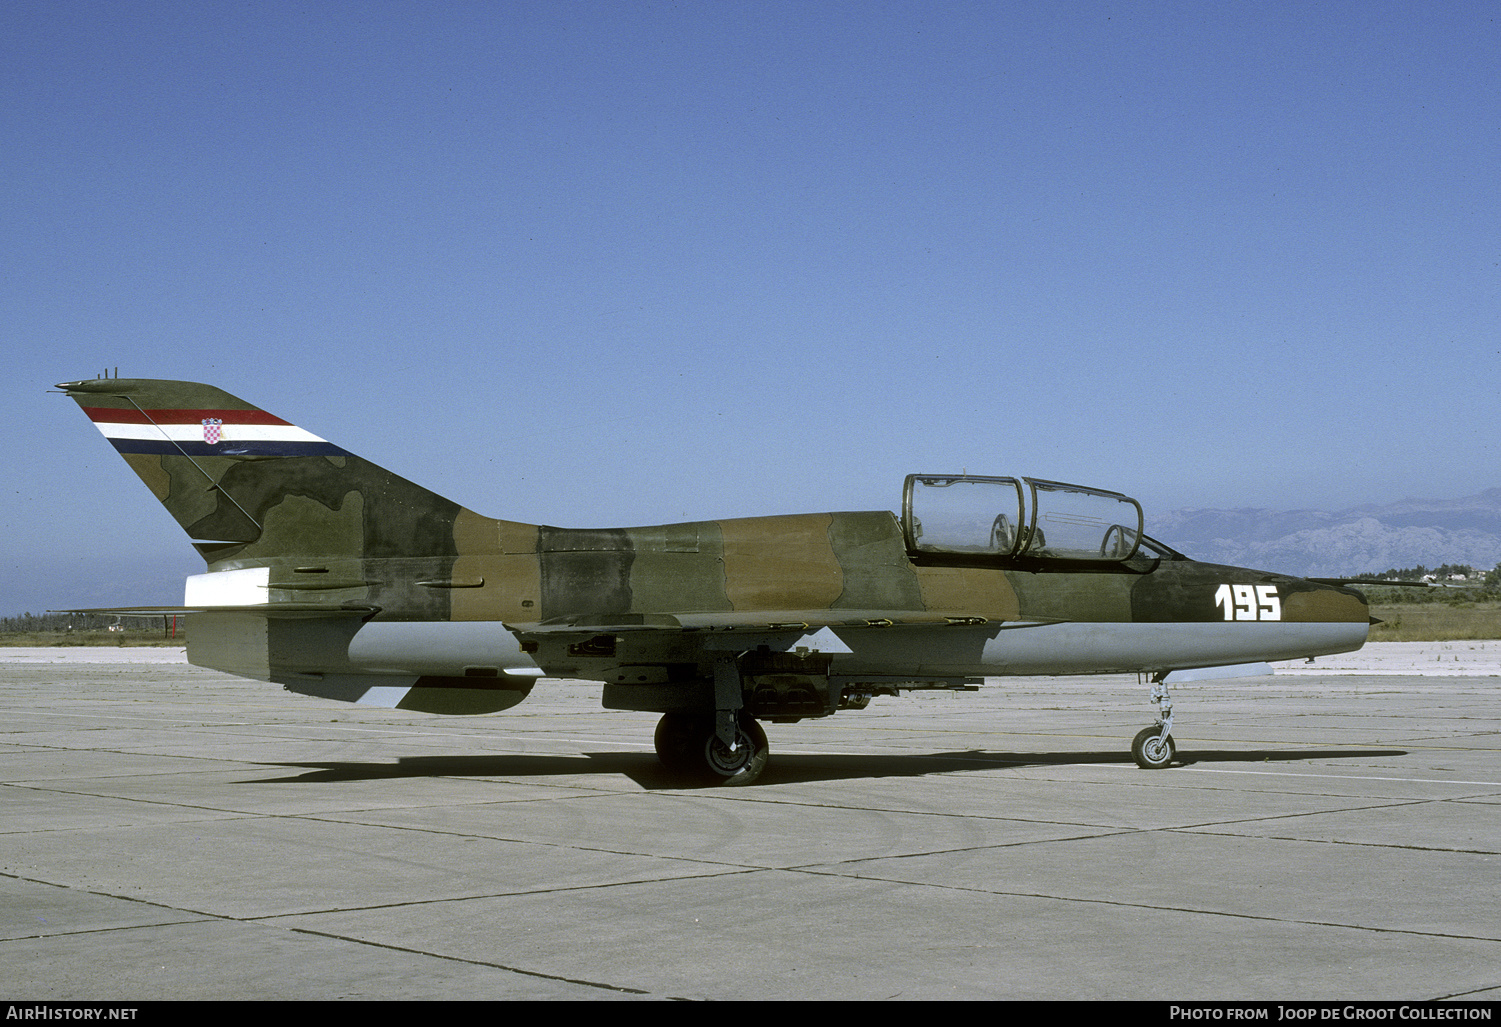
xmin=1131 ymin=726 xmax=1176 ymax=769
xmin=1131 ymin=676 xmax=1177 ymax=769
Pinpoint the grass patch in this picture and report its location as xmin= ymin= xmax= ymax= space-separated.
xmin=0 ymin=630 xmax=184 ymax=647
xmin=1368 ymin=602 xmax=1501 ymax=642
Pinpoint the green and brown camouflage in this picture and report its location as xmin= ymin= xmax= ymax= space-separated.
xmin=58 ymin=377 xmax=1371 ymax=781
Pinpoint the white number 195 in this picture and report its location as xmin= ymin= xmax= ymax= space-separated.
xmin=1214 ymin=583 xmax=1281 ymax=621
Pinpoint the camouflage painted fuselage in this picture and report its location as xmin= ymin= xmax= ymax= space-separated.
xmin=60 ymin=379 xmax=1369 ymax=717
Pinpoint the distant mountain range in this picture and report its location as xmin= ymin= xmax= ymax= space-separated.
xmin=1150 ymin=488 xmax=1501 ymax=578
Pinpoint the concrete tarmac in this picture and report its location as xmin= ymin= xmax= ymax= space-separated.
xmin=2 ymin=643 xmax=1499 ymax=1001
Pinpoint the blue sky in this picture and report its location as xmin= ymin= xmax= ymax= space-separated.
xmin=5 ymin=1 xmax=1499 ymax=611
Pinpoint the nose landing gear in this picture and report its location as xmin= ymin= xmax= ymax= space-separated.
xmin=1131 ymin=676 xmax=1176 ymax=769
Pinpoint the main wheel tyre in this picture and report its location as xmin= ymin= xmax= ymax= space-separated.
xmin=1131 ymin=726 xmax=1176 ymax=770
xmin=654 ymin=712 xmax=704 ymax=774
xmin=704 ymin=717 xmax=769 ymax=786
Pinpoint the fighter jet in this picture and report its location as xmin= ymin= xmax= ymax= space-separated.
xmin=56 ymin=377 xmax=1371 ymax=784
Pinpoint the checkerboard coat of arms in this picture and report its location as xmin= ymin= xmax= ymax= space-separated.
xmin=202 ymin=418 xmax=223 ymax=445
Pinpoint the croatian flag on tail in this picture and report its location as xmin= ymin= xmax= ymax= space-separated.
xmin=81 ymin=407 xmax=345 ymax=457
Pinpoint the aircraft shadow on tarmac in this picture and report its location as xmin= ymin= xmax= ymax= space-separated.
xmin=246 ymin=747 xmax=1409 ymax=789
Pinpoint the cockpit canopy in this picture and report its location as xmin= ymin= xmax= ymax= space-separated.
xmin=903 ymin=475 xmax=1146 ymax=562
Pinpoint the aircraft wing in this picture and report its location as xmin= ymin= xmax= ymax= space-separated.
xmin=504 ymin=608 xmax=1041 ymax=660
xmin=52 ymin=603 xmax=380 ymax=619
xmin=508 ymin=609 xmax=999 ymax=633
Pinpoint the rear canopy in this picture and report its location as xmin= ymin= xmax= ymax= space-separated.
xmin=902 ymin=475 xmax=1144 ymax=562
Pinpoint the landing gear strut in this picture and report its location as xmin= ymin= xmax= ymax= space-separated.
xmin=1131 ymin=675 xmax=1176 ymax=769
xmin=654 ymin=711 xmax=769 ymax=785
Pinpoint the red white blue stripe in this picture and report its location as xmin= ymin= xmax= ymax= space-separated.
xmin=82 ymin=407 xmax=347 ymax=457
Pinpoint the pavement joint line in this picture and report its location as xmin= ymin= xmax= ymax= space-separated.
xmin=774 ymin=830 xmax=1146 ymax=867
xmin=14 ymin=847 xmax=1501 ymax=954
xmin=39 ymin=765 xmax=1470 ymax=865
xmin=1 ymin=862 xmax=762 ymax=926
xmin=5 ymin=776 xmax=1471 ymax=836
xmin=0 ymin=779 xmax=624 ymax=823
xmin=1178 ymin=827 xmax=1501 ymax=856
xmin=1435 ymin=984 xmax=1501 ymax=1001
xmin=243 ymin=866 xmax=770 ymax=915
xmin=0 ymin=870 xmax=668 ymax=998
xmin=1183 ymin=766 xmax=1501 ymax=787
xmin=782 ymin=866 xmax=1501 ymax=946
xmin=7 ymin=756 xmax=1495 ymax=833
xmin=278 ymin=925 xmax=666 ymax=996
xmin=768 ymin=808 xmax=1501 ymax=865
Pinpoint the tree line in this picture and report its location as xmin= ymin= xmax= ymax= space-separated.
xmin=1359 ymin=562 xmax=1500 ymax=583
xmin=0 ymin=612 xmax=176 ymax=633
xmin=1353 ymin=562 xmax=1501 ymax=604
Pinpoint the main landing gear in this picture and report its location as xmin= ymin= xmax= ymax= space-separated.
xmin=1131 ymin=675 xmax=1176 ymax=770
xmin=654 ymin=711 xmax=770 ymax=786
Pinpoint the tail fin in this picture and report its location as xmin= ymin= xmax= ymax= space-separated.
xmin=57 ymin=378 xmax=464 ymax=566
